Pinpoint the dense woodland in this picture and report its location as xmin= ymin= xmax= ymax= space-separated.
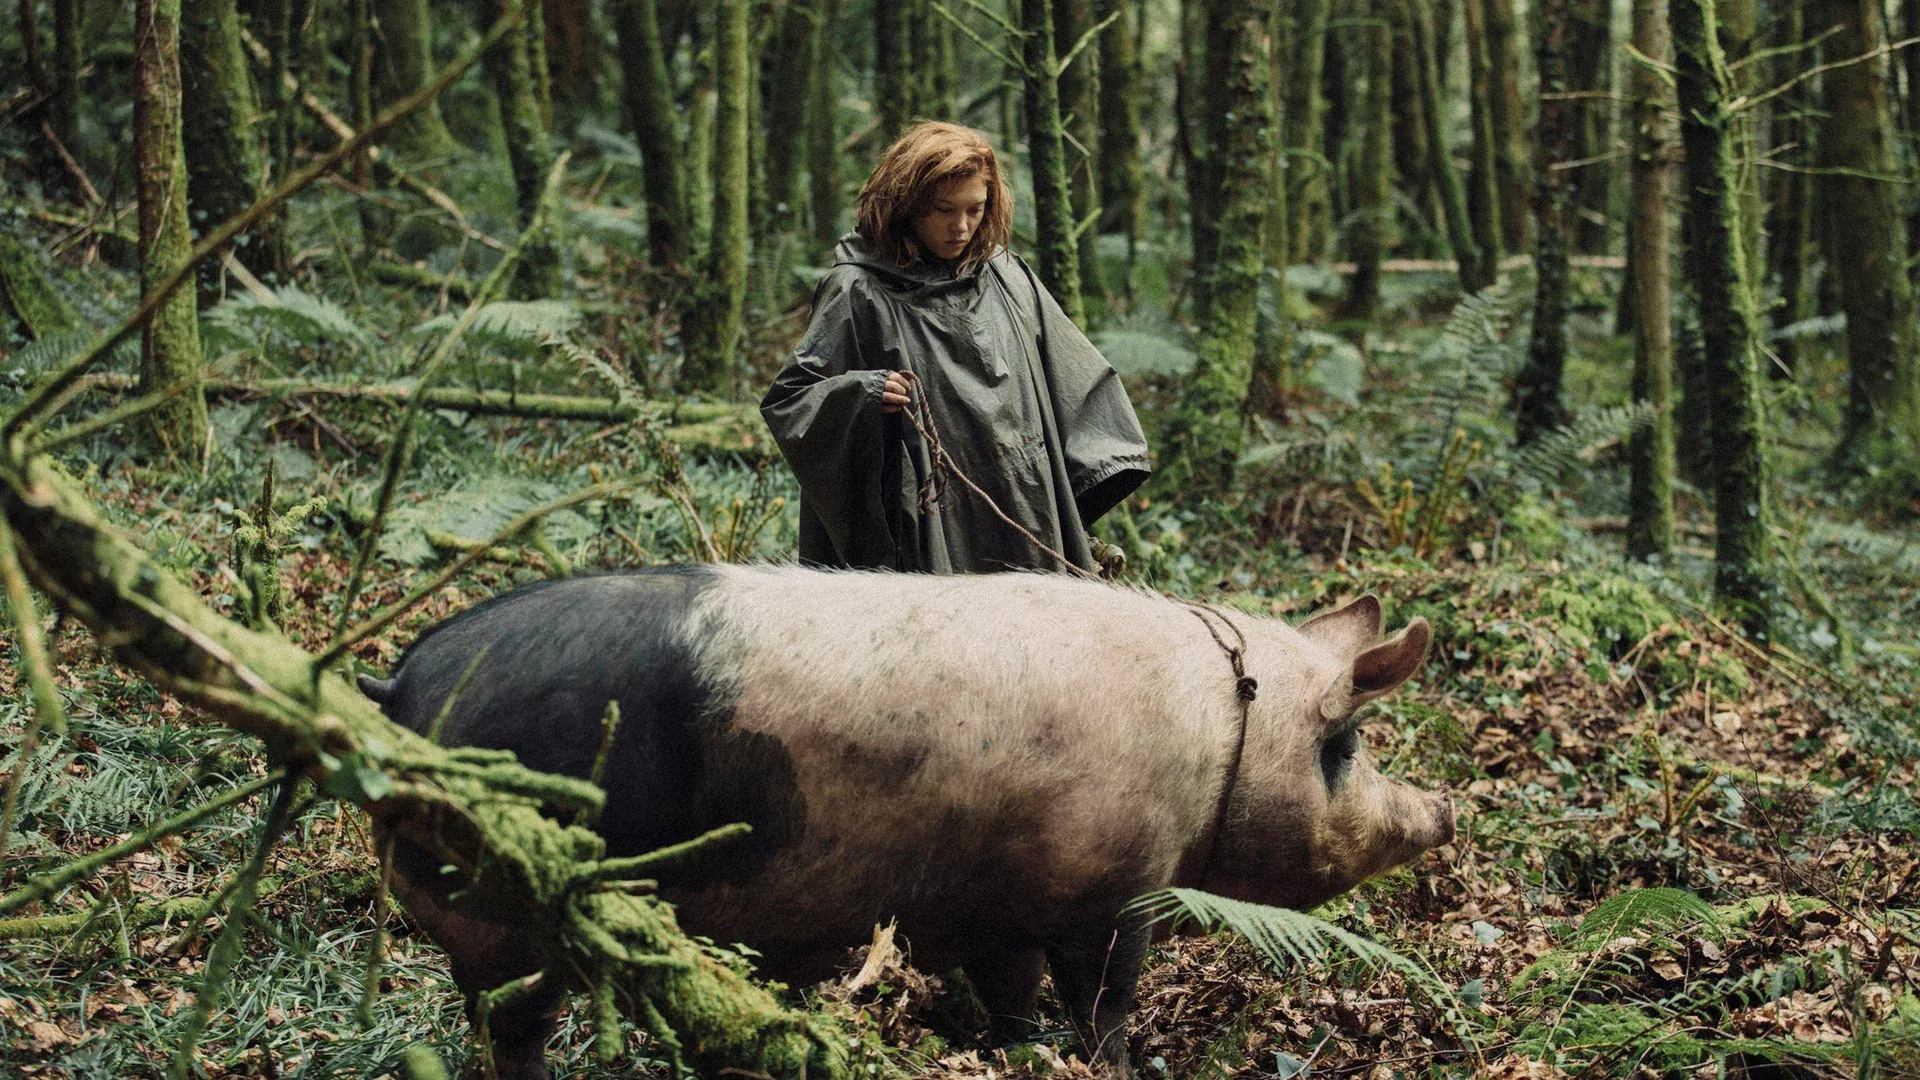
xmin=2 ymin=0 xmax=1920 ymax=1075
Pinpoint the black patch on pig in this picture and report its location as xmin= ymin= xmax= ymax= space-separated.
xmin=1320 ymin=724 xmax=1359 ymax=792
xmin=369 ymin=567 xmax=803 ymax=884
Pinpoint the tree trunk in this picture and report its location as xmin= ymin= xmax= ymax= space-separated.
xmin=1284 ymin=0 xmax=1331 ymax=262
xmin=1811 ymin=0 xmax=1920 ymax=464
xmin=1022 ymin=0 xmax=1086 ymax=322
xmin=483 ymin=0 xmax=559 ymax=297
xmin=681 ymin=0 xmax=749 ymax=393
xmin=1625 ymin=0 xmax=1673 ymax=559
xmin=808 ymin=0 xmax=843 ymax=252
xmin=763 ymin=0 xmax=814 ymax=235
xmin=1055 ymin=0 xmax=1107 ymax=318
xmin=1461 ymin=0 xmax=1503 ymax=274
xmin=1485 ymin=0 xmax=1528 ymax=251
xmin=1337 ymin=0 xmax=1391 ymax=322
xmin=1513 ymin=0 xmax=1571 ymax=445
xmin=134 ymin=0 xmax=210 ymax=465
xmin=874 ymin=0 xmax=912 ymax=139
xmin=181 ymin=0 xmax=273 ymax=302
xmin=371 ymin=0 xmax=461 ymax=161
xmin=1673 ymin=0 xmax=1776 ymax=636
xmin=1567 ymin=0 xmax=1612 ymax=255
xmin=614 ymin=0 xmax=691 ymax=266
xmin=1405 ymin=0 xmax=1487 ymax=290
xmin=1170 ymin=0 xmax=1274 ymax=484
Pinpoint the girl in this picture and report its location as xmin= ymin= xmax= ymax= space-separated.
xmin=761 ymin=122 xmax=1150 ymax=573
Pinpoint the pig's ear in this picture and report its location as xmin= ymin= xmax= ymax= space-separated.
xmin=1299 ymin=594 xmax=1384 ymax=660
xmin=1349 ymin=618 xmax=1431 ymax=708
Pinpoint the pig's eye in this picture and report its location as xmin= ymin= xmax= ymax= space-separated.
xmin=1319 ymin=723 xmax=1359 ymax=792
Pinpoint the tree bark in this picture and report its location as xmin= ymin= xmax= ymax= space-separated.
xmin=1023 ymin=0 xmax=1086 ymax=322
xmin=371 ymin=0 xmax=462 ymax=161
xmin=1513 ymin=0 xmax=1571 ymax=445
xmin=681 ymin=0 xmax=750 ymax=393
xmin=808 ymin=0 xmax=843 ymax=252
xmin=1337 ymin=0 xmax=1392 ymax=321
xmin=1625 ymin=0 xmax=1673 ymax=559
xmin=1811 ymin=0 xmax=1920 ymax=464
xmin=1170 ymin=0 xmax=1274 ymax=484
xmin=483 ymin=0 xmax=560 ymax=297
xmin=1673 ymin=0 xmax=1776 ymax=636
xmin=1484 ymin=0 xmax=1528 ymax=251
xmin=181 ymin=0 xmax=274 ymax=301
xmin=1461 ymin=0 xmax=1503 ymax=274
xmin=134 ymin=0 xmax=210 ymax=465
xmin=613 ymin=0 xmax=691 ymax=266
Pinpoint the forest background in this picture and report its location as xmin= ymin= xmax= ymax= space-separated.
xmin=2 ymin=0 xmax=1920 ymax=1075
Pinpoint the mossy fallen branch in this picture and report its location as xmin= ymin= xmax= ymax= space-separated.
xmin=0 ymin=447 xmax=847 ymax=1079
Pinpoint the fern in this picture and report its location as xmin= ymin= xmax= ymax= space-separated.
xmin=1507 ymin=401 xmax=1656 ymax=490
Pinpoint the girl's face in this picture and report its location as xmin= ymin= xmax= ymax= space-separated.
xmin=912 ymin=174 xmax=990 ymax=262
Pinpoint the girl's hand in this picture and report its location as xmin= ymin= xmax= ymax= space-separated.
xmin=881 ymin=370 xmax=915 ymax=414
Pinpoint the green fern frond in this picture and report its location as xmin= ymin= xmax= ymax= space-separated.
xmin=1508 ymin=401 xmax=1656 ymax=489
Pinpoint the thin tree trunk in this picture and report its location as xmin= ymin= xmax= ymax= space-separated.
xmin=371 ymin=0 xmax=462 ymax=161
xmin=1172 ymin=0 xmax=1274 ymax=483
xmin=614 ymin=0 xmax=690 ymax=266
xmin=1461 ymin=0 xmax=1503 ymax=275
xmin=1406 ymin=0 xmax=1487 ymax=290
xmin=1625 ymin=0 xmax=1673 ymax=559
xmin=134 ymin=0 xmax=209 ymax=465
xmin=1485 ymin=0 xmax=1528 ymax=251
xmin=681 ymin=0 xmax=749 ymax=393
xmin=1673 ymin=0 xmax=1776 ymax=636
xmin=1023 ymin=0 xmax=1086 ymax=322
xmin=808 ymin=0 xmax=843 ymax=252
xmin=1811 ymin=0 xmax=1920 ymax=464
xmin=1338 ymin=0 xmax=1392 ymax=321
xmin=1567 ymin=0 xmax=1612 ymax=254
xmin=1513 ymin=0 xmax=1571 ymax=444
xmin=1285 ymin=0 xmax=1331 ymax=261
xmin=181 ymin=0 xmax=272 ymax=302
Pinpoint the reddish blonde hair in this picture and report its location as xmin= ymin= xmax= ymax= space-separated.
xmin=855 ymin=121 xmax=1013 ymax=273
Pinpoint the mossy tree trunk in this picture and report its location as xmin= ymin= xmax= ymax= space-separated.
xmin=763 ymin=0 xmax=814 ymax=236
xmin=1022 ymin=0 xmax=1086 ymax=323
xmin=681 ymin=0 xmax=749 ymax=394
xmin=1337 ymin=0 xmax=1391 ymax=322
xmin=1811 ymin=0 xmax=1920 ymax=465
xmin=808 ymin=0 xmax=843 ymax=252
xmin=1283 ymin=0 xmax=1331 ymax=262
xmin=1462 ymin=0 xmax=1503 ymax=273
xmin=1097 ymin=0 xmax=1142 ymax=299
xmin=1055 ymin=0 xmax=1107 ymax=318
xmin=1625 ymin=0 xmax=1673 ymax=559
xmin=1513 ymin=0 xmax=1572 ymax=445
xmin=1485 ymin=0 xmax=1528 ymax=252
xmin=483 ymin=0 xmax=560 ymax=297
xmin=1168 ymin=0 xmax=1274 ymax=484
xmin=181 ymin=0 xmax=274 ymax=302
xmin=1566 ymin=0 xmax=1612 ymax=255
xmin=134 ymin=0 xmax=210 ymax=465
xmin=1404 ymin=0 xmax=1487 ymax=290
xmin=1673 ymin=0 xmax=1777 ymax=637
xmin=614 ymin=0 xmax=691 ymax=267
xmin=371 ymin=0 xmax=462 ymax=162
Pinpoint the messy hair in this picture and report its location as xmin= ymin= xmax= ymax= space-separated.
xmin=855 ymin=121 xmax=1013 ymax=273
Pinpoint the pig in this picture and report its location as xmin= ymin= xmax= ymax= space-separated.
xmin=358 ymin=565 xmax=1455 ymax=1079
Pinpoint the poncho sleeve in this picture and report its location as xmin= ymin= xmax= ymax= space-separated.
xmin=758 ymin=268 xmax=897 ymax=566
xmin=1013 ymin=257 xmax=1153 ymax=524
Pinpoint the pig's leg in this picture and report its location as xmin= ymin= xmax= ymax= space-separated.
xmin=387 ymin=837 xmax=564 ymax=1080
xmin=965 ymin=947 xmax=1046 ymax=1044
xmin=1047 ymin=924 xmax=1149 ymax=1077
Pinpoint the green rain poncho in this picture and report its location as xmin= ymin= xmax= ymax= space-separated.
xmin=761 ymin=235 xmax=1151 ymax=573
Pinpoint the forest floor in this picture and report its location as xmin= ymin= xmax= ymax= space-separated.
xmin=3 ymin=250 xmax=1920 ymax=1079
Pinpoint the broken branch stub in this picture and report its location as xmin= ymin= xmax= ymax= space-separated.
xmin=0 ymin=446 xmax=846 ymax=1079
